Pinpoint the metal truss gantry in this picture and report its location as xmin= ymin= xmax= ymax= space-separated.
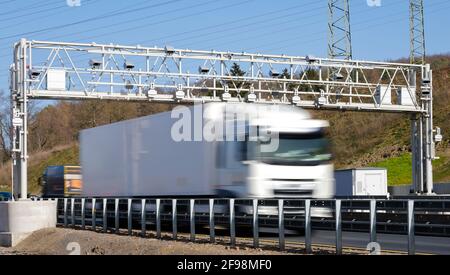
xmin=10 ymin=39 xmax=437 ymax=199
xmin=410 ymin=0 xmax=426 ymax=65
xmin=328 ymin=0 xmax=352 ymax=60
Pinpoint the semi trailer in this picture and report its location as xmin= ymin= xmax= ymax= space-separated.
xmin=80 ymin=103 xmax=334 ymax=203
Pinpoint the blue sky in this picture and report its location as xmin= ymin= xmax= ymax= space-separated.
xmin=0 ymin=0 xmax=449 ymax=93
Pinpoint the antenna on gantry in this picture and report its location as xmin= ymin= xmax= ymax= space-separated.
xmin=328 ymin=0 xmax=352 ymax=60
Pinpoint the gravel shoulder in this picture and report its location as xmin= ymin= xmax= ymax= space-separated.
xmin=0 ymin=228 xmax=292 ymax=255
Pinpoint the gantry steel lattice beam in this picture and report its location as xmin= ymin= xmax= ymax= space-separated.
xmin=10 ymin=39 xmax=436 ymax=199
xmin=12 ymin=40 xmax=425 ymax=112
xmin=410 ymin=0 xmax=426 ymax=64
xmin=328 ymin=0 xmax=352 ymax=60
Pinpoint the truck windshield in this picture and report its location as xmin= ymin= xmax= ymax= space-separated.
xmin=256 ymin=132 xmax=332 ymax=166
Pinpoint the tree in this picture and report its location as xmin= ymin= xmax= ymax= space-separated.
xmin=29 ymin=102 xmax=75 ymax=151
xmin=279 ymin=68 xmax=296 ymax=92
xmin=0 ymin=90 xmax=10 ymax=163
xmin=280 ymin=68 xmax=291 ymax=80
xmin=230 ymin=62 xmax=245 ymax=77
xmin=299 ymin=69 xmax=323 ymax=93
xmin=228 ymin=63 xmax=248 ymax=97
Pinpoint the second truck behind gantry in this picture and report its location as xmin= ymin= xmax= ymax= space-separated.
xmin=40 ymin=166 xmax=83 ymax=198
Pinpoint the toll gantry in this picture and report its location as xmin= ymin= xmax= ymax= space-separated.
xmin=10 ymin=39 xmax=438 ymax=199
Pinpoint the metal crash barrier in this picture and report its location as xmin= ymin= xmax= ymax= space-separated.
xmin=54 ymin=198 xmax=450 ymax=255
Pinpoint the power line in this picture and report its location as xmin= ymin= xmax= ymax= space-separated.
xmin=0 ymin=2 xmax=70 ymax=23
xmin=253 ymin=1 xmax=450 ymax=56
xmin=31 ymin=0 xmax=238 ymax=44
xmin=216 ymin=0 xmax=422 ymax=52
xmin=0 ymin=0 xmax=254 ymax=60
xmin=13 ymin=0 xmax=302 ymax=53
xmin=0 ymin=0 xmax=449 ymax=78
xmin=0 ymin=0 xmax=61 ymax=17
xmin=167 ymin=2 xmax=325 ymax=47
xmin=181 ymin=0 xmax=405 ymax=51
xmin=152 ymin=0 xmax=406 ymax=52
xmin=39 ymin=0 xmax=256 ymax=63
xmin=134 ymin=2 xmax=315 ymax=46
xmin=0 ymin=0 xmax=392 ymax=53
xmin=64 ymin=0 xmax=256 ymax=44
xmin=23 ymin=0 xmax=255 ymax=64
xmin=0 ymin=0 xmax=102 ymax=30
xmin=197 ymin=18 xmax=325 ymax=52
xmin=0 ymin=0 xmax=138 ymax=51
xmin=0 ymin=0 xmax=297 ymax=58
xmin=37 ymin=2 xmax=370 ymax=67
xmin=0 ymin=0 xmax=17 ymax=5
xmin=13 ymin=0 xmax=406 ymax=63
xmin=0 ymin=0 xmax=182 ymax=41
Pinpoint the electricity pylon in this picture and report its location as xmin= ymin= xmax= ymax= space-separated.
xmin=410 ymin=0 xmax=425 ymax=64
xmin=328 ymin=0 xmax=352 ymax=60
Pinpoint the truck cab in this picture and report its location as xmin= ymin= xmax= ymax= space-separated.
xmin=0 ymin=192 xmax=12 ymax=201
xmin=40 ymin=166 xmax=83 ymax=198
xmin=206 ymin=103 xmax=335 ymax=201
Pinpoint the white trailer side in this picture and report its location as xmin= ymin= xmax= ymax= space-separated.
xmin=80 ymin=110 xmax=215 ymax=197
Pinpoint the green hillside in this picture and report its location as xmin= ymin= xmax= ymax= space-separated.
xmin=371 ymin=154 xmax=413 ymax=186
xmin=368 ymin=152 xmax=450 ymax=186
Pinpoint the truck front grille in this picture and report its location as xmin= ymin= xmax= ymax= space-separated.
xmin=270 ymin=178 xmax=315 ymax=182
xmin=273 ymin=189 xmax=313 ymax=198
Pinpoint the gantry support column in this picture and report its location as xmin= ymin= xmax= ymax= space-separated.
xmin=11 ymin=39 xmax=28 ymax=200
xmin=422 ymin=65 xmax=434 ymax=194
xmin=411 ymin=114 xmax=423 ymax=193
xmin=410 ymin=65 xmax=435 ymax=195
xmin=410 ymin=66 xmax=424 ymax=194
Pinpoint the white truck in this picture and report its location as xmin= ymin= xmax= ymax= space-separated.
xmin=80 ymin=103 xmax=335 ymax=202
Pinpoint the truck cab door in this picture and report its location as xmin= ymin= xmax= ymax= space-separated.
xmin=215 ymin=141 xmax=247 ymax=197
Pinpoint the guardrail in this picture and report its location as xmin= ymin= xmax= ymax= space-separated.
xmin=52 ymin=198 xmax=450 ymax=255
xmin=310 ymin=199 xmax=450 ymax=237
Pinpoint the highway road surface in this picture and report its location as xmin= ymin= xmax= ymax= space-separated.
xmin=275 ymin=230 xmax=450 ymax=255
xmin=204 ymin=226 xmax=450 ymax=254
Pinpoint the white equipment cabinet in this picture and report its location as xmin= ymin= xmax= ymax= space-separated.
xmin=335 ymin=168 xmax=388 ymax=197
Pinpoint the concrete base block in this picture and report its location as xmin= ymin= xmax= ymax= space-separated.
xmin=0 ymin=200 xmax=57 ymax=247
xmin=0 ymin=232 xmax=32 ymax=247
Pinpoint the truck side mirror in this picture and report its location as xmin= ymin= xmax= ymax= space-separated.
xmin=38 ymin=176 xmax=44 ymax=186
